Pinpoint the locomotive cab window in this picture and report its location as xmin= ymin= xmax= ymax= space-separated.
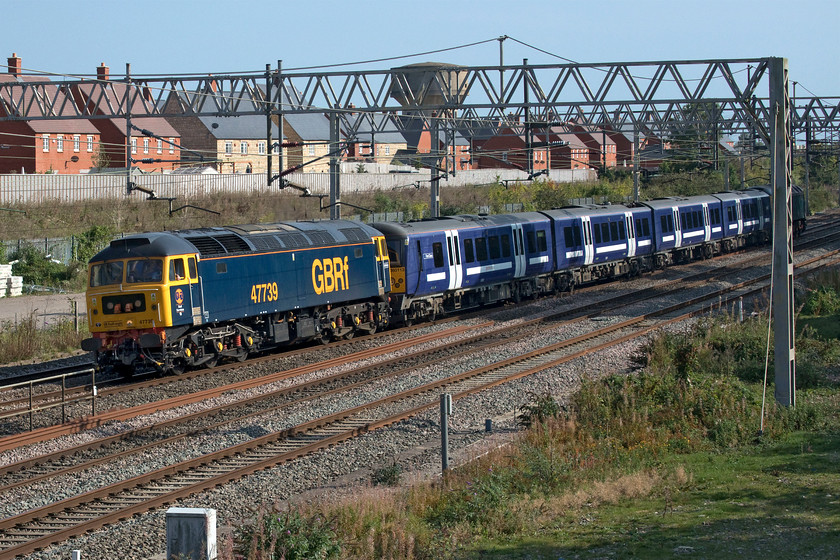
xmin=90 ymin=261 xmax=124 ymax=287
xmin=170 ymin=258 xmax=186 ymax=281
xmin=188 ymin=257 xmax=197 ymax=279
xmin=126 ymin=259 xmax=163 ymax=283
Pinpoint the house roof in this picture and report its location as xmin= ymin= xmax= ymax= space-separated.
xmin=0 ymin=74 xmax=99 ymax=133
xmin=74 ymin=81 xmax=179 ymax=137
xmin=197 ymin=114 xmax=279 ymax=139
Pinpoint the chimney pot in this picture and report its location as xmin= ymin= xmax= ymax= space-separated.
xmin=97 ymin=63 xmax=109 ymax=80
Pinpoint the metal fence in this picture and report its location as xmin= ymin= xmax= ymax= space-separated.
xmin=0 ymin=168 xmax=596 ymax=205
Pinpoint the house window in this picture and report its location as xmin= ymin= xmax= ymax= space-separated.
xmin=56 ymin=135 xmax=63 ymax=153
xmin=87 ymin=135 xmax=94 ymax=152
xmin=169 ymin=138 xmax=175 ymax=154
xmin=258 ymin=141 xmax=266 ymax=155
xmin=73 ymin=135 xmax=80 ymax=152
xmin=143 ymin=138 xmax=149 ymax=154
xmin=308 ymin=144 xmax=315 ymax=156
xmin=384 ymin=145 xmax=390 ymax=155
xmin=157 ymin=139 xmax=162 ymax=154
xmin=42 ymin=134 xmax=50 ymax=152
xmin=240 ymin=142 xmax=248 ymax=155
xmin=131 ymin=138 xmax=137 ymax=154
xmin=225 ymin=141 xmax=233 ymax=155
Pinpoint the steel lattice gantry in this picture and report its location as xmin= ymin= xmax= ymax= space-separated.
xmin=0 ymin=57 xmax=802 ymax=405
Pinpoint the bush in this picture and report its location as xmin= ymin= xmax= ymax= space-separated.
xmin=237 ymin=508 xmax=341 ymax=560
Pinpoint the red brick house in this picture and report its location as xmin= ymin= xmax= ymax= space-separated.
xmin=70 ymin=64 xmax=181 ymax=172
xmin=0 ymin=54 xmax=101 ymax=174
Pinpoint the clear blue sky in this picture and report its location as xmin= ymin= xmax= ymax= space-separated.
xmin=2 ymin=0 xmax=837 ymax=97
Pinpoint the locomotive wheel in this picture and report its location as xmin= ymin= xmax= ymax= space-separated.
xmin=204 ymin=355 xmax=219 ymax=369
xmin=234 ymin=349 xmax=248 ymax=362
xmin=167 ymin=361 xmax=186 ymax=375
xmin=343 ymin=330 xmax=355 ymax=340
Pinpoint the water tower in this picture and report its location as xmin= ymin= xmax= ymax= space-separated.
xmin=389 ymin=62 xmax=469 ymax=115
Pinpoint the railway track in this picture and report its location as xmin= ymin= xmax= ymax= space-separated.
xmin=1 ymin=241 xmax=839 ymax=558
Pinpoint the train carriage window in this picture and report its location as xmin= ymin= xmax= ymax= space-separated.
xmin=642 ymin=218 xmax=650 ymax=236
xmin=727 ymin=206 xmax=735 ymax=222
xmin=188 ymin=258 xmax=197 ymax=280
xmin=501 ymin=234 xmax=511 ymax=258
xmin=610 ymin=222 xmax=619 ymax=241
xmin=564 ymin=226 xmax=574 ymax=247
xmin=695 ymin=211 xmax=701 ymax=228
xmin=594 ymin=224 xmax=602 ymax=244
xmin=600 ymin=223 xmax=610 ymax=243
xmin=169 ymin=258 xmax=186 ymax=281
xmin=661 ymin=215 xmax=668 ymax=233
xmin=667 ymin=214 xmax=674 ymax=231
xmin=573 ymin=224 xmax=582 ymax=245
xmin=432 ymin=242 xmax=445 ymax=268
xmin=526 ymin=231 xmax=536 ymax=253
xmin=489 ymin=236 xmax=501 ymax=259
xmin=475 ymin=238 xmax=488 ymax=261
xmin=619 ymin=222 xmax=626 ymax=240
xmin=680 ymin=213 xmax=687 ymax=230
xmin=537 ymin=230 xmax=547 ymax=252
xmin=463 ymin=238 xmax=475 ymax=263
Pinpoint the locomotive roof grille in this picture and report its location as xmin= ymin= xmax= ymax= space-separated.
xmin=214 ymin=234 xmax=251 ymax=254
xmin=276 ymin=232 xmax=307 ymax=248
xmin=185 ymin=236 xmax=226 ymax=256
xmin=338 ymin=227 xmax=369 ymax=242
xmin=306 ymin=231 xmax=336 ymax=245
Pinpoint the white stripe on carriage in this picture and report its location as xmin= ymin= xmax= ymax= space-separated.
xmin=595 ymin=243 xmax=626 ymax=254
xmin=465 ymin=261 xmax=513 ymax=275
xmin=663 ymin=235 xmax=675 ymax=242
xmin=529 ymin=255 xmax=549 ymax=265
xmin=426 ymin=272 xmax=446 ymax=282
xmin=565 ymin=250 xmax=584 ymax=258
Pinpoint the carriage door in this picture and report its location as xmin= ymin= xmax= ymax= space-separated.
xmin=672 ymin=207 xmax=682 ymax=247
xmin=582 ymin=216 xmax=595 ymax=265
xmin=512 ymin=224 xmax=526 ymax=277
xmin=187 ymin=256 xmax=203 ymax=325
xmin=702 ymin=204 xmax=711 ymax=242
xmin=374 ymin=237 xmax=390 ymax=295
xmin=735 ymin=200 xmax=744 ymax=234
xmin=624 ymin=212 xmax=636 ymax=257
xmin=445 ymin=230 xmax=463 ymax=290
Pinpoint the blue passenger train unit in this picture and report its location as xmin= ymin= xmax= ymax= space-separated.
xmin=83 ymin=186 xmax=806 ymax=375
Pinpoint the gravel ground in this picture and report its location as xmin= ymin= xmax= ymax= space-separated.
xmin=7 ymin=240 xmax=838 ymax=560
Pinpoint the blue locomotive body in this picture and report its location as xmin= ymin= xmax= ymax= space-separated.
xmin=83 ymin=220 xmax=391 ymax=374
